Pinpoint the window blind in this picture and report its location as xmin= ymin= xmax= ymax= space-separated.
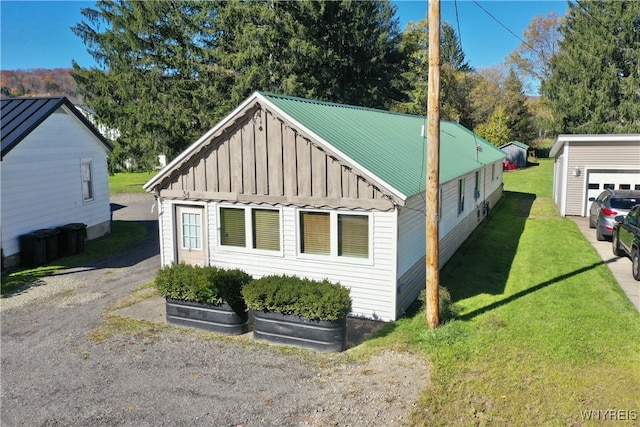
xmin=300 ymin=212 xmax=330 ymax=255
xmin=338 ymin=214 xmax=368 ymax=258
xmin=252 ymin=209 xmax=280 ymax=251
xmin=220 ymin=207 xmax=245 ymax=247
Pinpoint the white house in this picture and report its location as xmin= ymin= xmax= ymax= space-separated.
xmin=550 ymin=134 xmax=640 ymax=216
xmin=1 ymin=97 xmax=113 ymax=267
xmin=144 ymin=92 xmax=506 ymax=321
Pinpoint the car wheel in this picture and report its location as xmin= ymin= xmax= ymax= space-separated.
xmin=632 ymin=249 xmax=640 ymax=281
xmin=612 ymin=232 xmax=625 ymax=257
xmin=589 ymin=215 xmax=595 ymax=229
xmin=596 ymin=226 xmax=605 ymax=241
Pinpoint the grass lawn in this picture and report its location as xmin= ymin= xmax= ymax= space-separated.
xmin=1 ymin=221 xmax=147 ymax=296
xmin=354 ymin=159 xmax=640 ymax=425
xmin=109 ymin=171 xmax=155 ymax=194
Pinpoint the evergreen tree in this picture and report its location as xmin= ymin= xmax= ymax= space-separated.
xmin=215 ymin=0 xmax=405 ymax=109
xmin=503 ymin=69 xmax=533 ymax=143
xmin=542 ymin=0 xmax=640 ymax=133
xmin=72 ymin=1 xmax=229 ymax=166
xmin=72 ymin=0 xmax=406 ymax=166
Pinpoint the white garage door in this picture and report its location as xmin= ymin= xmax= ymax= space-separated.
xmin=586 ymin=169 xmax=640 ymax=214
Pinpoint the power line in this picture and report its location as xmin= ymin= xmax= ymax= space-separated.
xmin=471 ymin=0 xmax=534 ymax=52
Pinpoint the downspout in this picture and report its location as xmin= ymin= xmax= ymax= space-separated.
xmin=154 ymin=188 xmax=165 ymax=266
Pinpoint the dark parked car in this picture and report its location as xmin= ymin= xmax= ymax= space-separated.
xmin=612 ymin=204 xmax=640 ymax=281
xmin=589 ymin=189 xmax=640 ymax=241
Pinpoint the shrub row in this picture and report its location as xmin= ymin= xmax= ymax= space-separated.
xmin=242 ymin=274 xmax=352 ymax=321
xmin=155 ymin=265 xmax=352 ymax=321
xmin=155 ymin=264 xmax=251 ymax=313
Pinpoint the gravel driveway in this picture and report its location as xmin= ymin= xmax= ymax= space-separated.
xmin=1 ymin=194 xmax=429 ymax=426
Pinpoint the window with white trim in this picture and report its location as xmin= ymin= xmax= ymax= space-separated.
xmin=300 ymin=211 xmax=330 ymax=255
xmin=338 ymin=214 xmax=369 ymax=258
xmin=474 ymin=171 xmax=481 ymax=200
xmin=299 ymin=210 xmax=370 ymax=260
xmin=220 ymin=207 xmax=245 ymax=247
xmin=219 ymin=206 xmax=281 ymax=252
xmin=81 ymin=159 xmax=93 ymax=201
xmin=458 ymin=177 xmax=465 ymax=214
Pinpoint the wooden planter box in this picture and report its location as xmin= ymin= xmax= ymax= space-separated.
xmin=252 ymin=310 xmax=347 ymax=352
xmin=166 ymin=298 xmax=249 ymax=335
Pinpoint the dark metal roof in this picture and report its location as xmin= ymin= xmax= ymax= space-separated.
xmin=1 ymin=96 xmax=112 ymax=159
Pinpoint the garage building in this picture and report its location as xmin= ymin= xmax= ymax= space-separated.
xmin=550 ymin=134 xmax=640 ymax=217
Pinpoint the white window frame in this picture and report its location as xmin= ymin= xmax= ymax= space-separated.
xmin=217 ymin=203 xmax=283 ymax=256
xmin=296 ymin=208 xmax=373 ymax=265
xmin=458 ymin=177 xmax=466 ymax=215
xmin=81 ymin=158 xmax=94 ymax=202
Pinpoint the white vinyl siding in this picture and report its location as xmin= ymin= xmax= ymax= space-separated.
xmin=396 ymin=162 xmax=504 ymax=317
xmin=158 ymin=202 xmax=397 ymax=321
xmin=553 ymin=136 xmax=640 ymax=216
xmin=1 ymin=107 xmax=111 ymax=257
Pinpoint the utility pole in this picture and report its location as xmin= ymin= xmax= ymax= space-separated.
xmin=426 ymin=0 xmax=440 ymax=329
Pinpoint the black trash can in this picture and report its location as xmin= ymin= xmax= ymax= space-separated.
xmin=20 ymin=230 xmax=48 ymax=267
xmin=57 ymin=223 xmax=87 ymax=256
xmin=36 ymin=229 xmax=60 ymax=262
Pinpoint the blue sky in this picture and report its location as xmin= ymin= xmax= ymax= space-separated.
xmin=1 ymin=0 xmax=569 ymax=72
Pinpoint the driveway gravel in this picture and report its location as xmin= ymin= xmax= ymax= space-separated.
xmin=1 ymin=194 xmax=429 ymax=426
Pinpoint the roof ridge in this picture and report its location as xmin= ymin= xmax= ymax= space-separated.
xmin=258 ymin=91 xmax=424 ymax=119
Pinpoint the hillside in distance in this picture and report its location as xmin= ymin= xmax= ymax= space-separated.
xmin=0 ymin=68 xmax=83 ymax=104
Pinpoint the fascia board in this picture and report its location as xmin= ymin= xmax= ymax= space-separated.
xmin=143 ymin=93 xmax=261 ymax=192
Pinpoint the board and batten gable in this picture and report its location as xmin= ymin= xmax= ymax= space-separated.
xmin=550 ymin=134 xmax=640 ymax=216
xmin=1 ymin=103 xmax=111 ymax=259
xmin=155 ymin=103 xmax=395 ymax=211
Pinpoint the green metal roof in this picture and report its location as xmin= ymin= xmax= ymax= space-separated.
xmin=261 ymin=92 xmax=505 ymax=197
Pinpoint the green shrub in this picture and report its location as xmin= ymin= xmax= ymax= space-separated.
xmin=155 ymin=263 xmax=251 ymax=313
xmin=418 ymin=286 xmax=460 ymax=324
xmin=242 ymin=275 xmax=352 ymax=321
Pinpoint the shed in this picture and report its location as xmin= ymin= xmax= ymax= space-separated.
xmin=550 ymin=134 xmax=640 ymax=217
xmin=500 ymin=141 xmax=530 ymax=169
xmin=1 ymin=97 xmax=113 ymax=267
xmin=144 ymin=92 xmax=506 ymax=321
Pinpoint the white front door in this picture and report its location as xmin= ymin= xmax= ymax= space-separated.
xmin=176 ymin=205 xmax=206 ymax=265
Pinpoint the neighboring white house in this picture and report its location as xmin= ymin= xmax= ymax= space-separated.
xmin=1 ymin=97 xmax=113 ymax=267
xmin=144 ymin=92 xmax=506 ymax=321
xmin=550 ymin=134 xmax=640 ymax=217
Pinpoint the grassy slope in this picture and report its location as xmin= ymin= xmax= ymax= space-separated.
xmin=354 ymin=159 xmax=640 ymax=425
xmin=109 ymin=171 xmax=155 ymax=194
